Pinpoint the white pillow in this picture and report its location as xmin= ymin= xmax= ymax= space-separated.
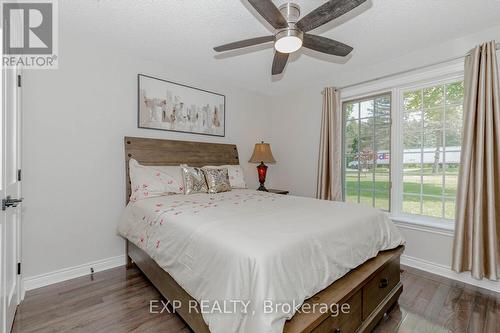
xmin=129 ymin=159 xmax=184 ymax=202
xmin=204 ymin=164 xmax=247 ymax=189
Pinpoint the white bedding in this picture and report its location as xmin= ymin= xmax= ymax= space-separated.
xmin=118 ymin=189 xmax=404 ymax=333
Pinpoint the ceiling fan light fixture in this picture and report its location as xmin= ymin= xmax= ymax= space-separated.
xmin=274 ymin=29 xmax=303 ymax=54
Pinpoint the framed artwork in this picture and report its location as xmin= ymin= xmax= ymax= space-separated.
xmin=138 ymin=74 xmax=225 ymax=137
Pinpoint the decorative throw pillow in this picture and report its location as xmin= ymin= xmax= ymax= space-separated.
xmin=223 ymin=165 xmax=247 ymax=189
xmin=203 ymin=165 xmax=247 ymax=189
xmin=155 ymin=165 xmax=184 ymax=185
xmin=129 ymin=159 xmax=184 ymax=202
xmin=180 ymin=164 xmax=208 ymax=195
xmin=202 ymin=167 xmax=231 ymax=194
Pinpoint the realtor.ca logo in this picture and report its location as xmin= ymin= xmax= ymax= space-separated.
xmin=2 ymin=0 xmax=58 ymax=69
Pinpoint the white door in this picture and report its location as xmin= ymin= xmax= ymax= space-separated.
xmin=0 ymin=64 xmax=22 ymax=332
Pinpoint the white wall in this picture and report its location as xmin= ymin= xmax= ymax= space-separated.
xmin=21 ymin=28 xmax=273 ymax=281
xmin=268 ymin=25 xmax=500 ymax=292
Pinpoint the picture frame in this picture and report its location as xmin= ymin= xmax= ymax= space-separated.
xmin=138 ymin=74 xmax=225 ymax=137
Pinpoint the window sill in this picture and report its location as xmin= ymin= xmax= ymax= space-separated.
xmin=389 ymin=214 xmax=455 ymax=235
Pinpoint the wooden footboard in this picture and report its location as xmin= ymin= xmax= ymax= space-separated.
xmin=127 ymin=240 xmax=404 ymax=333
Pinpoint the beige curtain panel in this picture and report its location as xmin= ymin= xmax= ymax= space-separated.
xmin=316 ymin=87 xmax=342 ymax=201
xmin=452 ymin=41 xmax=500 ymax=281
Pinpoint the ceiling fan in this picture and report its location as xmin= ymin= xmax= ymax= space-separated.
xmin=213 ymin=0 xmax=367 ymax=75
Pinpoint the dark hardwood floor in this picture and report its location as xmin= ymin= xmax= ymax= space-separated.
xmin=12 ymin=265 xmax=500 ymax=333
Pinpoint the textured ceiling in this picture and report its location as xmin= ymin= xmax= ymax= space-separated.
xmin=64 ymin=0 xmax=500 ymax=95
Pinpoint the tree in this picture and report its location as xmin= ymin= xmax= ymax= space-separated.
xmin=424 ymin=85 xmax=444 ymax=173
xmin=403 ymin=81 xmax=463 ymax=173
xmin=351 ymin=137 xmax=359 ymax=156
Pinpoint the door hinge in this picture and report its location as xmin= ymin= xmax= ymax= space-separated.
xmin=17 ymin=75 xmax=21 ymax=87
xmin=17 ymin=263 xmax=21 ymax=275
xmin=17 ymin=169 xmax=21 ymax=181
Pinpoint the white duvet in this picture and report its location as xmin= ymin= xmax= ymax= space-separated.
xmin=118 ymin=189 xmax=404 ymax=333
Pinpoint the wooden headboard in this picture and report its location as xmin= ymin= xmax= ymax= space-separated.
xmin=124 ymin=136 xmax=240 ymax=202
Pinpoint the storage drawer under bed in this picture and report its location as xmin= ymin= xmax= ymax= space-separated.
xmin=311 ymin=290 xmax=362 ymax=333
xmin=362 ymin=257 xmax=400 ymax=319
xmin=310 ymin=257 xmax=401 ymax=333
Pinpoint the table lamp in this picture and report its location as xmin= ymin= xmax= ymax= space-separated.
xmin=249 ymin=141 xmax=276 ymax=191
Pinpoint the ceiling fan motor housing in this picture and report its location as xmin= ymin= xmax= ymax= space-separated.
xmin=275 ymin=28 xmax=303 ymax=44
xmin=278 ymin=2 xmax=301 ymax=23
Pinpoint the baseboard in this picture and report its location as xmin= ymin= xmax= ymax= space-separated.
xmin=401 ymin=254 xmax=500 ymax=294
xmin=21 ymin=253 xmax=498 ymax=298
xmin=23 ymin=255 xmax=126 ymax=292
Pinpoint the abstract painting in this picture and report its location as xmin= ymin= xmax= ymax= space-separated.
xmin=138 ymin=74 xmax=225 ymax=137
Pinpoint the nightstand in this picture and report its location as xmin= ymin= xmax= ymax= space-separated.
xmin=266 ymin=189 xmax=289 ymax=195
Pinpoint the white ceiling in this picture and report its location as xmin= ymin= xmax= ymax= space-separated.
xmin=64 ymin=0 xmax=500 ymax=95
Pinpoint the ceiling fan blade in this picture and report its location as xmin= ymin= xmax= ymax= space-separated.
xmin=248 ymin=0 xmax=288 ymax=29
xmin=303 ymin=34 xmax=353 ymax=56
xmin=272 ymin=51 xmax=289 ymax=75
xmin=214 ymin=36 xmax=274 ymax=52
xmin=297 ymin=0 xmax=367 ymax=32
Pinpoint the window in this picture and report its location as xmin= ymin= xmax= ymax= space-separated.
xmin=341 ymin=69 xmax=465 ymax=227
xmin=400 ymin=81 xmax=464 ymax=220
xmin=343 ymin=93 xmax=391 ymax=211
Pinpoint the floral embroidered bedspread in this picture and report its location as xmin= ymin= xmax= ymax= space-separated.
xmin=118 ymin=189 xmax=404 ymax=333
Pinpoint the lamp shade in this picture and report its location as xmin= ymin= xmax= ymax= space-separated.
xmin=249 ymin=142 xmax=276 ymax=163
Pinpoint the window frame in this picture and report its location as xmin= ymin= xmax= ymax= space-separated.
xmin=341 ymin=92 xmax=392 ymax=211
xmin=340 ymin=63 xmax=464 ymax=231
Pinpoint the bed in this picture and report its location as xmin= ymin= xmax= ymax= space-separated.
xmin=119 ymin=136 xmax=405 ymax=333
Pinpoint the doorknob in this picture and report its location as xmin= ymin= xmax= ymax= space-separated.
xmin=2 ymin=196 xmax=23 ymax=211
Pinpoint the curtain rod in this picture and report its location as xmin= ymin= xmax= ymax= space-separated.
xmin=322 ymin=42 xmax=500 ymax=93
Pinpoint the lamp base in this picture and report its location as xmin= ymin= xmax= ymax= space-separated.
xmin=257 ymin=184 xmax=268 ymax=192
xmin=256 ymin=162 xmax=269 ymax=192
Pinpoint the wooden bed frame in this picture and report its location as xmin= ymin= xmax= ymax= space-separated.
xmin=123 ymin=136 xmax=404 ymax=333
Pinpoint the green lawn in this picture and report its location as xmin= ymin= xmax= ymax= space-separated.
xmin=345 ymin=167 xmax=457 ymax=219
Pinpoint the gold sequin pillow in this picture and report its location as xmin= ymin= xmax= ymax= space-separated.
xmin=202 ymin=167 xmax=231 ymax=194
xmin=180 ymin=165 xmax=208 ymax=195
